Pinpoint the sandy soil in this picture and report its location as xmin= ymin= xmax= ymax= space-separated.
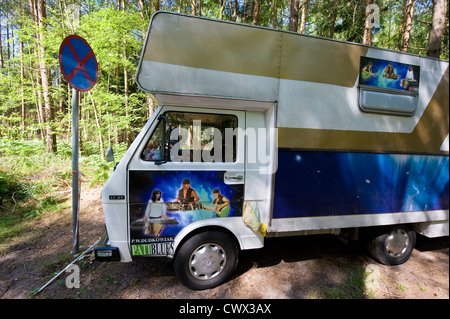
xmin=0 ymin=183 xmax=448 ymax=301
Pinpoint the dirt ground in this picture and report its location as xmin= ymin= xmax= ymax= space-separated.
xmin=0 ymin=183 xmax=448 ymax=301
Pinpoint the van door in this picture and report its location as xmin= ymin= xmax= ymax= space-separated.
xmin=127 ymin=106 xmax=246 ymax=258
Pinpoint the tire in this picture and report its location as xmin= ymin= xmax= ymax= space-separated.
xmin=174 ymin=231 xmax=238 ymax=290
xmin=367 ymin=225 xmax=416 ymax=265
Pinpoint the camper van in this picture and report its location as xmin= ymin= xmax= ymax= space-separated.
xmin=94 ymin=12 xmax=449 ymax=290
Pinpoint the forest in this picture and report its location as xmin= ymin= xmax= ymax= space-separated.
xmin=0 ymin=0 xmax=449 ymax=157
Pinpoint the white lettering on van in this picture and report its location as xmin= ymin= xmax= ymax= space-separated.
xmin=169 ymin=121 xmax=278 ymax=174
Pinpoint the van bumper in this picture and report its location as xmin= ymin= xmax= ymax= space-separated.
xmin=94 ymin=232 xmax=121 ymax=262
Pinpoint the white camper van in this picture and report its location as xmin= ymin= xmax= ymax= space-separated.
xmin=94 ymin=12 xmax=449 ymax=290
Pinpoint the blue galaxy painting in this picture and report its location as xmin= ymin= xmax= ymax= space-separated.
xmin=273 ymin=150 xmax=449 ymax=218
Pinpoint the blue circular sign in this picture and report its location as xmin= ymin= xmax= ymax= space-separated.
xmin=59 ymin=35 xmax=98 ymax=92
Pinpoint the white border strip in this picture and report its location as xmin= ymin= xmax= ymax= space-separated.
xmin=269 ymin=210 xmax=449 ymax=233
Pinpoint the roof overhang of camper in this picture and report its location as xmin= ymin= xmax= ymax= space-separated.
xmin=135 ymin=11 xmax=369 ymax=105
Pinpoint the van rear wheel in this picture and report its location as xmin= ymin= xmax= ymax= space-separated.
xmin=174 ymin=231 xmax=238 ymax=290
xmin=367 ymin=225 xmax=416 ymax=265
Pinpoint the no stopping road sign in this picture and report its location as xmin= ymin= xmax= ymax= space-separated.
xmin=59 ymin=35 xmax=98 ymax=92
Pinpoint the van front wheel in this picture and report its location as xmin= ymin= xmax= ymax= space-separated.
xmin=174 ymin=231 xmax=238 ymax=290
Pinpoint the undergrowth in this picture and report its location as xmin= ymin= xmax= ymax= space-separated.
xmin=0 ymin=138 xmax=126 ymax=253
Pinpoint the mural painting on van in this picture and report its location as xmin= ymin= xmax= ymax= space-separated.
xmin=128 ymin=170 xmax=244 ymax=257
xmin=359 ymin=56 xmax=420 ymax=92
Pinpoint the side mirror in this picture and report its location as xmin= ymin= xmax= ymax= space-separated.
xmin=105 ymin=146 xmax=115 ymax=163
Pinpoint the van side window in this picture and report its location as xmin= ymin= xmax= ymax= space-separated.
xmin=141 ymin=119 xmax=165 ymax=161
xmin=141 ymin=111 xmax=238 ymax=163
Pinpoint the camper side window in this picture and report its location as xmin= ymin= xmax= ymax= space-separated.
xmin=141 ymin=111 xmax=238 ymax=163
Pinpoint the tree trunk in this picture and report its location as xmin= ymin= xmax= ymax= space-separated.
xmin=401 ymin=0 xmax=415 ymax=52
xmin=253 ymin=0 xmax=261 ymax=25
xmin=0 ymin=9 xmax=4 ymax=68
xmin=427 ymin=0 xmax=447 ymax=58
xmin=137 ymin=0 xmax=146 ymax=20
xmin=29 ymin=0 xmax=45 ymax=142
xmin=219 ymin=0 xmax=225 ymax=19
xmin=20 ymin=38 xmax=26 ymax=135
xmin=121 ymin=0 xmax=131 ymax=147
xmin=89 ymin=92 xmax=104 ymax=160
xmin=363 ymin=0 xmax=374 ymax=45
xmin=37 ymin=0 xmax=57 ymax=152
xmin=398 ymin=0 xmax=408 ymax=50
xmin=152 ymin=0 xmax=160 ymax=12
xmin=299 ymin=0 xmax=309 ymax=34
xmin=330 ymin=1 xmax=338 ymax=39
xmin=272 ymin=0 xmax=278 ymax=28
xmin=79 ymin=93 xmax=84 ymax=153
xmin=6 ymin=12 xmax=10 ymax=62
xmin=289 ymin=0 xmax=300 ymax=32
xmin=191 ymin=0 xmax=197 ymax=15
xmin=18 ymin=2 xmax=26 ymax=135
xmin=124 ymin=52 xmax=130 ymax=147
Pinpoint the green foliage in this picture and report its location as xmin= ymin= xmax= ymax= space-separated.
xmin=79 ymin=140 xmax=127 ymax=186
xmin=0 ymin=172 xmax=30 ymax=208
xmin=0 ymin=138 xmax=125 ymax=250
xmin=0 ymin=2 xmax=151 ymax=146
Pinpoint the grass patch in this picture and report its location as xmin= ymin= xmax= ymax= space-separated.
xmin=322 ymin=265 xmax=369 ymax=299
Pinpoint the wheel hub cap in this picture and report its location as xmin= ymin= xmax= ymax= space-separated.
xmin=189 ymin=243 xmax=226 ymax=280
xmin=385 ymin=229 xmax=409 ymax=258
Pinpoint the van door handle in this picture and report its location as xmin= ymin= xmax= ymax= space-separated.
xmin=225 ymin=175 xmax=243 ymax=181
xmin=224 ymin=172 xmax=244 ymax=184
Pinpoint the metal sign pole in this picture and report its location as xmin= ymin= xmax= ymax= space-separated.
xmin=71 ymin=88 xmax=79 ymax=255
xmin=59 ymin=35 xmax=98 ymax=256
